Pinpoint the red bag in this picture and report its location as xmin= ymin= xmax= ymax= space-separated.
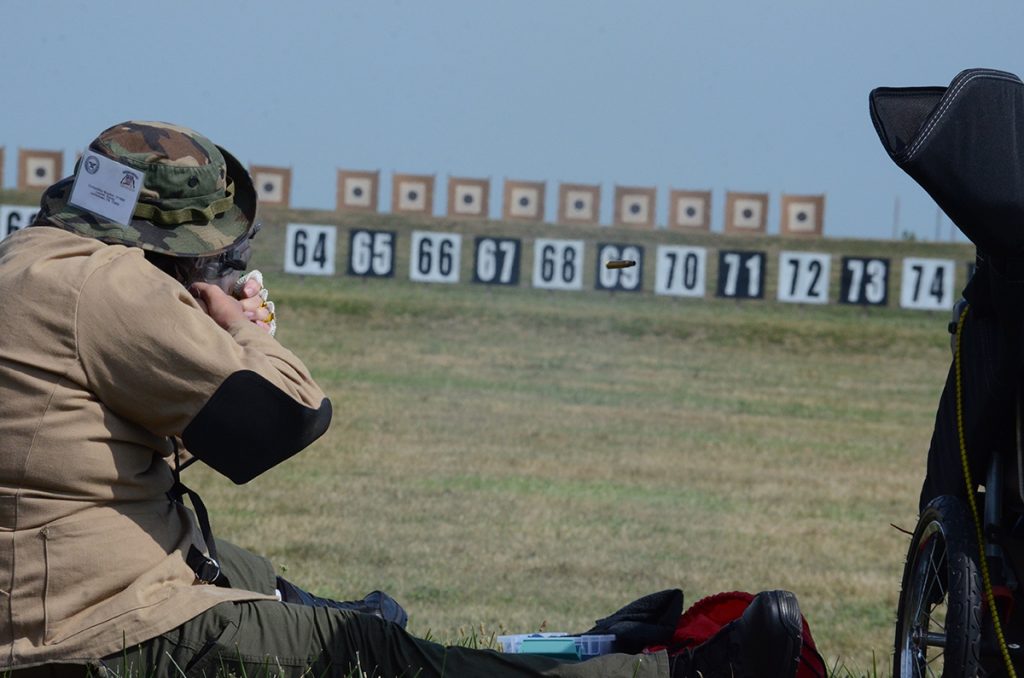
xmin=645 ymin=591 xmax=826 ymax=678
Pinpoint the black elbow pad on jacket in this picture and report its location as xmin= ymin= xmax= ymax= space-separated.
xmin=182 ymin=370 xmax=333 ymax=484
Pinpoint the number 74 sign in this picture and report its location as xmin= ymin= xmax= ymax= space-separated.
xmin=899 ymin=258 xmax=954 ymax=311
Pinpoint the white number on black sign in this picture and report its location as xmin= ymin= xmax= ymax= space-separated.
xmin=284 ymin=224 xmax=336 ymax=276
xmin=473 ymin=237 xmax=521 ymax=285
xmin=716 ymin=250 xmax=765 ymax=299
xmin=532 ymin=239 xmax=584 ymax=290
xmin=347 ymin=229 xmax=395 ymax=277
xmin=0 ymin=205 xmax=39 ymax=241
xmin=654 ymin=245 xmax=706 ymax=297
xmin=900 ymin=258 xmax=955 ymax=310
xmin=840 ymin=257 xmax=889 ymax=306
xmin=777 ymin=251 xmax=830 ymax=304
xmin=410 ymin=231 xmax=462 ymax=283
xmin=596 ymin=243 xmax=643 ymax=292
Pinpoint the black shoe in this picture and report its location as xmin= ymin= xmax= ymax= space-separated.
xmin=670 ymin=590 xmax=803 ymax=678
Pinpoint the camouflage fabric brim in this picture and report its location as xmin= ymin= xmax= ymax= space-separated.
xmin=39 ymin=145 xmax=256 ymax=258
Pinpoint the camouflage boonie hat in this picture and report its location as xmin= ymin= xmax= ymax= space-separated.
xmin=38 ymin=121 xmax=256 ymax=257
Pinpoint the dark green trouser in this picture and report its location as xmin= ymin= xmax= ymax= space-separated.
xmin=90 ymin=541 xmax=669 ymax=678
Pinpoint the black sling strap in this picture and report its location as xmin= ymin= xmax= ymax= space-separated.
xmin=167 ymin=438 xmax=231 ymax=587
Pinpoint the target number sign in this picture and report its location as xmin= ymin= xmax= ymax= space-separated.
xmin=900 ymin=258 xmax=955 ymax=310
xmin=840 ymin=257 xmax=889 ymax=306
xmin=655 ymin=245 xmax=707 ymax=297
xmin=410 ymin=231 xmax=462 ymax=283
xmin=0 ymin=205 xmax=38 ymax=241
xmin=533 ymin=238 xmax=584 ymax=290
xmin=596 ymin=243 xmax=643 ymax=292
xmin=284 ymin=224 xmax=336 ymax=276
xmin=716 ymin=250 xmax=765 ymax=299
xmin=473 ymin=237 xmax=521 ymax=285
xmin=347 ymin=229 xmax=396 ymax=277
xmin=777 ymin=251 xmax=830 ymax=304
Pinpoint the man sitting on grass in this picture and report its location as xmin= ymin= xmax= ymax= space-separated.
xmin=0 ymin=120 xmax=804 ymax=678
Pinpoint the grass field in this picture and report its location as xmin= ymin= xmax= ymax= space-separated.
xmin=173 ymin=223 xmax=960 ymax=673
xmin=0 ymin=188 xmax=976 ymax=674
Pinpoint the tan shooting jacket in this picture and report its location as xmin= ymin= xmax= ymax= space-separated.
xmin=0 ymin=226 xmax=330 ymax=669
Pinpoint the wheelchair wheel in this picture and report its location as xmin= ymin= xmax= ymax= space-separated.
xmin=894 ymin=495 xmax=983 ymax=678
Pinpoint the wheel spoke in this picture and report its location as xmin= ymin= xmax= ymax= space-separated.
xmin=915 ymin=540 xmax=947 ymax=626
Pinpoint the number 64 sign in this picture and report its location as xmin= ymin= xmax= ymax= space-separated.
xmin=284 ymin=224 xmax=337 ymax=276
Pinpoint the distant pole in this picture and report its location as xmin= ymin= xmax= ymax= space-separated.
xmin=935 ymin=205 xmax=942 ymax=241
xmin=892 ymin=196 xmax=900 ymax=240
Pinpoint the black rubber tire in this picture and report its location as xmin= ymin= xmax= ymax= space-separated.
xmin=894 ymin=495 xmax=983 ymax=678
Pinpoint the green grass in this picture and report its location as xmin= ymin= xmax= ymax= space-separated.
xmin=176 ymin=251 xmax=950 ymax=676
xmin=1 ymin=193 xmax=971 ymax=676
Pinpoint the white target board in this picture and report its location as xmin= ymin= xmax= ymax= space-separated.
xmin=345 ymin=177 xmax=375 ymax=208
xmin=473 ymin=237 xmax=521 ymax=286
xmin=673 ymin=194 xmax=709 ymax=229
xmin=507 ymin=185 xmax=542 ymax=219
xmin=840 ymin=257 xmax=889 ymax=306
xmin=1 ymin=205 xmax=39 ymax=240
xmin=347 ymin=229 xmax=396 ymax=278
xmin=255 ymin=171 xmax=286 ymax=204
xmin=533 ymin=238 xmax=584 ymax=290
xmin=396 ymin=180 xmax=428 ymax=211
xmin=777 ymin=251 xmax=830 ymax=304
xmin=22 ymin=153 xmax=60 ymax=188
xmin=410 ymin=231 xmax=462 ymax=284
xmin=900 ymin=257 xmax=955 ymax=310
xmin=716 ymin=250 xmax=765 ymax=299
xmin=595 ymin=243 xmax=643 ymax=292
xmin=783 ymin=199 xmax=820 ymax=234
xmin=731 ymin=198 xmax=764 ymax=230
xmin=654 ymin=245 xmax=707 ymax=297
xmin=564 ymin=190 xmax=596 ymax=221
xmin=616 ymin=191 xmax=654 ymax=227
xmin=452 ymin=183 xmax=486 ymax=216
xmin=284 ymin=224 xmax=337 ymax=276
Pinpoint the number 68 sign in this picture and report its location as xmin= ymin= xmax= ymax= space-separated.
xmin=284 ymin=224 xmax=337 ymax=276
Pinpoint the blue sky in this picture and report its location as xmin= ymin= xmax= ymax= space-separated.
xmin=3 ymin=1 xmax=1023 ymax=241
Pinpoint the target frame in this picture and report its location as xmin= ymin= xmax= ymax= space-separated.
xmin=502 ymin=179 xmax=546 ymax=222
xmin=337 ymin=170 xmax=381 ymax=212
xmin=779 ymin=194 xmax=825 ymax=237
xmin=447 ymin=176 xmax=490 ymax=218
xmin=668 ymin=189 xmax=712 ymax=231
xmin=250 ymin=165 xmax=292 ymax=207
xmin=557 ymin=182 xmax=601 ymax=226
xmin=724 ymin=191 xmax=769 ymax=235
xmin=613 ymin=185 xmax=657 ymax=229
xmin=18 ymin=149 xmax=64 ymax=191
xmin=390 ymin=173 xmax=434 ymax=215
